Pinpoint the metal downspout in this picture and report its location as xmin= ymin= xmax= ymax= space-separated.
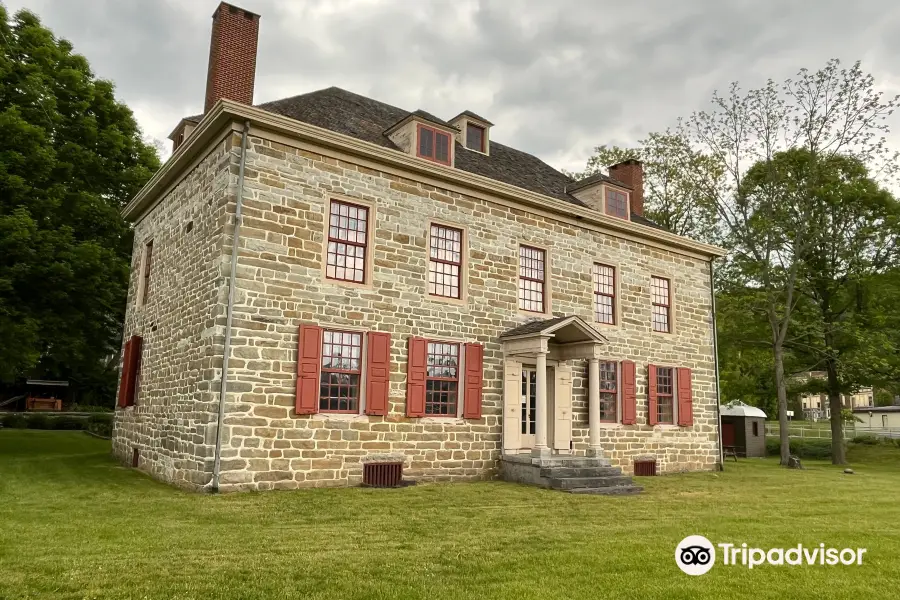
xmin=710 ymin=258 xmax=724 ymax=470
xmin=211 ymin=120 xmax=251 ymax=492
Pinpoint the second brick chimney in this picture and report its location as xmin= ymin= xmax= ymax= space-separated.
xmin=204 ymin=2 xmax=260 ymax=113
xmin=608 ymin=159 xmax=644 ymax=217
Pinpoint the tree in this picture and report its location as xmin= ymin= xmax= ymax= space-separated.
xmin=0 ymin=6 xmax=159 ymax=399
xmin=568 ymin=130 xmax=721 ymax=243
xmin=684 ymin=60 xmax=898 ymax=466
xmin=776 ymin=150 xmax=900 ymax=463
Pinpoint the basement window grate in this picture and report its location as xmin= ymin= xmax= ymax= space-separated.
xmin=362 ymin=462 xmax=403 ymax=487
xmin=633 ymin=459 xmax=657 ymax=476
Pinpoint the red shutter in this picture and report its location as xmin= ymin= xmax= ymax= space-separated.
xmin=463 ymin=343 xmax=484 ymax=419
xmin=621 ymin=360 xmax=636 ymax=425
xmin=677 ymin=367 xmax=694 ymax=426
xmin=295 ymin=325 xmax=323 ymax=415
xmin=406 ymin=337 xmax=427 ymax=417
xmin=117 ymin=335 xmax=143 ymax=408
xmin=648 ymin=364 xmax=658 ymax=425
xmin=117 ymin=337 xmax=134 ymax=408
xmin=365 ymin=332 xmax=391 ymax=416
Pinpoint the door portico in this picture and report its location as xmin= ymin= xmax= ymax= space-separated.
xmin=500 ymin=315 xmax=608 ymax=459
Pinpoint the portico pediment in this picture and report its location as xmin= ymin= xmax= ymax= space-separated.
xmin=499 ymin=315 xmax=607 ymax=359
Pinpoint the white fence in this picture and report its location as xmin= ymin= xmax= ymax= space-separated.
xmin=764 ymin=424 xmax=900 ymax=439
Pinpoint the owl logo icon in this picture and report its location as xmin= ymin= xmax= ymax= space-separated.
xmin=675 ymin=535 xmax=716 ymax=575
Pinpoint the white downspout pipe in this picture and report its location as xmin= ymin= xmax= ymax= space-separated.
xmin=211 ymin=120 xmax=251 ymax=492
xmin=710 ymin=258 xmax=724 ymax=470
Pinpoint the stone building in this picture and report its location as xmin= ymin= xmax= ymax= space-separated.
xmin=112 ymin=2 xmax=726 ymax=493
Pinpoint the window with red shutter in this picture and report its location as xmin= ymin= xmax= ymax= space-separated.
xmin=295 ymin=325 xmax=323 ymax=415
xmin=117 ymin=335 xmax=143 ymax=408
xmin=365 ymin=332 xmax=391 ymax=416
xmin=621 ymin=360 xmax=636 ymax=425
xmin=406 ymin=337 xmax=427 ymax=417
xmin=463 ymin=343 xmax=483 ymax=419
xmin=676 ymin=367 xmax=693 ymax=426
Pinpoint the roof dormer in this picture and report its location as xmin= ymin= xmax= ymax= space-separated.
xmin=566 ymin=160 xmax=645 ymax=220
xmin=385 ymin=111 xmax=457 ymax=167
xmin=168 ymin=117 xmax=200 ymax=153
xmin=448 ymin=111 xmax=492 ymax=156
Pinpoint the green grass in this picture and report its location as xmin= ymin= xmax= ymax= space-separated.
xmin=1 ymin=431 xmax=899 ymax=600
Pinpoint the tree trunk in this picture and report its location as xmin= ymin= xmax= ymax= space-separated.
xmin=825 ymin=355 xmax=847 ymax=464
xmin=773 ymin=342 xmax=791 ymax=465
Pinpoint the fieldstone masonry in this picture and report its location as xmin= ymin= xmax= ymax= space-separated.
xmin=114 ymin=125 xmax=721 ymax=492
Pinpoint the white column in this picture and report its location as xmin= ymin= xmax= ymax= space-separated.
xmin=588 ymin=358 xmax=602 ymax=456
xmin=533 ymin=351 xmax=549 ymax=456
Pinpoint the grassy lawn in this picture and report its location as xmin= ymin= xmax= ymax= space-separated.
xmin=1 ymin=432 xmax=899 ymax=600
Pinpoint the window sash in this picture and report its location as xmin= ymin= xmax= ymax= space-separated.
xmin=425 ymin=341 xmax=460 ymax=416
xmin=605 ymin=189 xmax=628 ymax=218
xmin=651 ymin=276 xmax=671 ymax=332
xmin=428 ymin=225 xmax=463 ymax=299
xmin=319 ymin=329 xmax=363 ymax=413
xmin=599 ymin=361 xmax=618 ymax=422
xmin=466 ymin=123 xmax=485 ymax=152
xmin=417 ymin=124 xmax=451 ymax=165
xmin=326 ymin=200 xmax=368 ymax=283
xmin=141 ymin=241 xmax=153 ymax=305
xmin=656 ymin=366 xmax=675 ymax=424
xmin=519 ymin=246 xmax=546 ymax=313
xmin=593 ymin=264 xmax=615 ymax=324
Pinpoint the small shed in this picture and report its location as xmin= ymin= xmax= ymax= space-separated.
xmin=720 ymin=401 xmax=767 ymax=458
xmin=24 ymin=380 xmax=69 ymax=412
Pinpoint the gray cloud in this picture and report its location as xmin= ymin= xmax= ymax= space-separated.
xmin=4 ymin=0 xmax=900 ymax=171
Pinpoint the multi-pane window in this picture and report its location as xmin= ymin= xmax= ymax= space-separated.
xmin=428 ymin=225 xmax=462 ymax=299
xmin=656 ymin=366 xmax=675 ymax=424
xmin=417 ymin=124 xmax=451 ymax=165
xmin=605 ymin=189 xmax=628 ymax=218
xmin=519 ymin=246 xmax=546 ymax=313
xmin=140 ymin=240 xmax=153 ymax=306
xmin=651 ymin=276 xmax=671 ymax=333
xmin=425 ymin=342 xmax=459 ymax=416
xmin=319 ymin=330 xmax=363 ymax=412
xmin=466 ymin=123 xmax=485 ymax=152
xmin=599 ymin=361 xmax=618 ymax=422
xmin=593 ymin=264 xmax=615 ymax=324
xmin=326 ymin=200 xmax=368 ymax=283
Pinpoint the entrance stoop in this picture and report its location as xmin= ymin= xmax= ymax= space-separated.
xmin=500 ymin=454 xmax=643 ymax=496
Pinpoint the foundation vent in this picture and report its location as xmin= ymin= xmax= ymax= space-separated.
xmin=633 ymin=458 xmax=657 ymax=477
xmin=362 ymin=462 xmax=403 ymax=487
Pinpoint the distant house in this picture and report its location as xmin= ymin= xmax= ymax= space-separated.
xmin=853 ymin=406 xmax=900 ymax=437
xmin=795 ymin=371 xmax=873 ymax=420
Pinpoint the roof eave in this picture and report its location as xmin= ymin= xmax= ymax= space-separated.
xmin=124 ymin=100 xmax=728 ymax=258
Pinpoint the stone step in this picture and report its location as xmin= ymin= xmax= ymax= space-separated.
xmin=535 ymin=457 xmax=611 ymax=468
xmin=540 ymin=466 xmax=623 ymax=479
xmin=567 ymin=485 xmax=644 ymax=496
xmin=547 ymin=475 xmax=634 ymax=490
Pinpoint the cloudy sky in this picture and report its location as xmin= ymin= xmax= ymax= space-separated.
xmin=5 ymin=0 xmax=900 ymax=171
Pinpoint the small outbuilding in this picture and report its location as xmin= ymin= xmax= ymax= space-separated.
xmin=720 ymin=401 xmax=767 ymax=458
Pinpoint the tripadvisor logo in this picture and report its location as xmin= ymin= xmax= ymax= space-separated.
xmin=675 ymin=536 xmax=867 ymax=575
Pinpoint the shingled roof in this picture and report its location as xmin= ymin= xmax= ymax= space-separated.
xmin=195 ymin=87 xmax=663 ymax=229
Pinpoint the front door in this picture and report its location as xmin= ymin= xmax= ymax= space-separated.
xmin=521 ymin=368 xmax=537 ymax=448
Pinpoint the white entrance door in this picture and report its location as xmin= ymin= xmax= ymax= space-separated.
xmin=520 ymin=368 xmax=537 ymax=448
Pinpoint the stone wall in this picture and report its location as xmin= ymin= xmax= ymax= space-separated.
xmin=112 ymin=135 xmax=235 ymax=490
xmin=204 ymin=130 xmax=720 ymax=491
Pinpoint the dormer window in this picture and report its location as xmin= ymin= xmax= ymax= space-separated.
xmin=417 ymin=124 xmax=451 ymax=166
xmin=466 ymin=123 xmax=485 ymax=152
xmin=605 ymin=188 xmax=628 ymax=219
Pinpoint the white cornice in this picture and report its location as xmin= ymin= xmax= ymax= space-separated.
xmin=123 ymin=99 xmax=727 ymax=259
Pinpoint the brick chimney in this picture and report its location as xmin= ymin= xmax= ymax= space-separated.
xmin=608 ymin=159 xmax=644 ymax=217
xmin=204 ymin=2 xmax=260 ymax=113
